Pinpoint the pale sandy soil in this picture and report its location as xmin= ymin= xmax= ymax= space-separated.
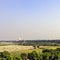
xmin=0 ymin=45 xmax=33 ymax=52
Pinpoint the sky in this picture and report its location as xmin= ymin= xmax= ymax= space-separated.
xmin=0 ymin=0 xmax=60 ymax=40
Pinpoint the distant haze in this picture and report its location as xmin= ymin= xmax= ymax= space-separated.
xmin=0 ymin=0 xmax=60 ymax=40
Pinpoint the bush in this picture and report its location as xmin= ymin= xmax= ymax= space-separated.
xmin=21 ymin=53 xmax=27 ymax=60
xmin=28 ymin=51 xmax=38 ymax=60
xmin=0 ymin=51 xmax=11 ymax=60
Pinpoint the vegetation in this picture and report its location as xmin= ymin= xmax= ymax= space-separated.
xmin=0 ymin=40 xmax=60 ymax=46
xmin=0 ymin=47 xmax=60 ymax=60
xmin=0 ymin=40 xmax=60 ymax=60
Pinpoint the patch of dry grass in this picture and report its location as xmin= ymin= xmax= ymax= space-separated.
xmin=0 ymin=45 xmax=60 ymax=54
xmin=39 ymin=46 xmax=60 ymax=49
xmin=0 ymin=45 xmax=33 ymax=52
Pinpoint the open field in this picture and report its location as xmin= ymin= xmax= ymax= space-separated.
xmin=0 ymin=45 xmax=34 ymax=52
xmin=39 ymin=46 xmax=60 ymax=49
xmin=0 ymin=45 xmax=60 ymax=53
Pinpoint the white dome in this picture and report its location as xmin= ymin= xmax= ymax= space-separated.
xmin=18 ymin=37 xmax=22 ymax=40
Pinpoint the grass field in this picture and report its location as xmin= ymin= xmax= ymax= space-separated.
xmin=0 ymin=45 xmax=60 ymax=60
xmin=0 ymin=45 xmax=60 ymax=53
xmin=0 ymin=45 xmax=60 ymax=59
xmin=39 ymin=46 xmax=60 ymax=49
xmin=0 ymin=45 xmax=34 ymax=52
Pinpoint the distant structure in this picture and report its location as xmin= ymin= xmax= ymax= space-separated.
xmin=18 ymin=37 xmax=22 ymax=40
xmin=17 ymin=36 xmax=25 ymax=45
xmin=17 ymin=37 xmax=22 ymax=41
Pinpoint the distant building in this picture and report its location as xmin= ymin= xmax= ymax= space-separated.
xmin=18 ymin=37 xmax=22 ymax=40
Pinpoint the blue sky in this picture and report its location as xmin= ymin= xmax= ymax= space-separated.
xmin=0 ymin=0 xmax=60 ymax=40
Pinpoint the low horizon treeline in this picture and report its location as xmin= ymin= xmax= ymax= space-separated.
xmin=0 ymin=40 xmax=60 ymax=46
xmin=0 ymin=48 xmax=60 ymax=60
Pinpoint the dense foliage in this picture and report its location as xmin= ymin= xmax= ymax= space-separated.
xmin=0 ymin=48 xmax=60 ymax=60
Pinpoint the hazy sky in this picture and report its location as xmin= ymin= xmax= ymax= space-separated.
xmin=0 ymin=0 xmax=60 ymax=40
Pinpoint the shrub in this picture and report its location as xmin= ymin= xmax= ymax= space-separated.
xmin=21 ymin=53 xmax=27 ymax=60
xmin=28 ymin=51 xmax=38 ymax=60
